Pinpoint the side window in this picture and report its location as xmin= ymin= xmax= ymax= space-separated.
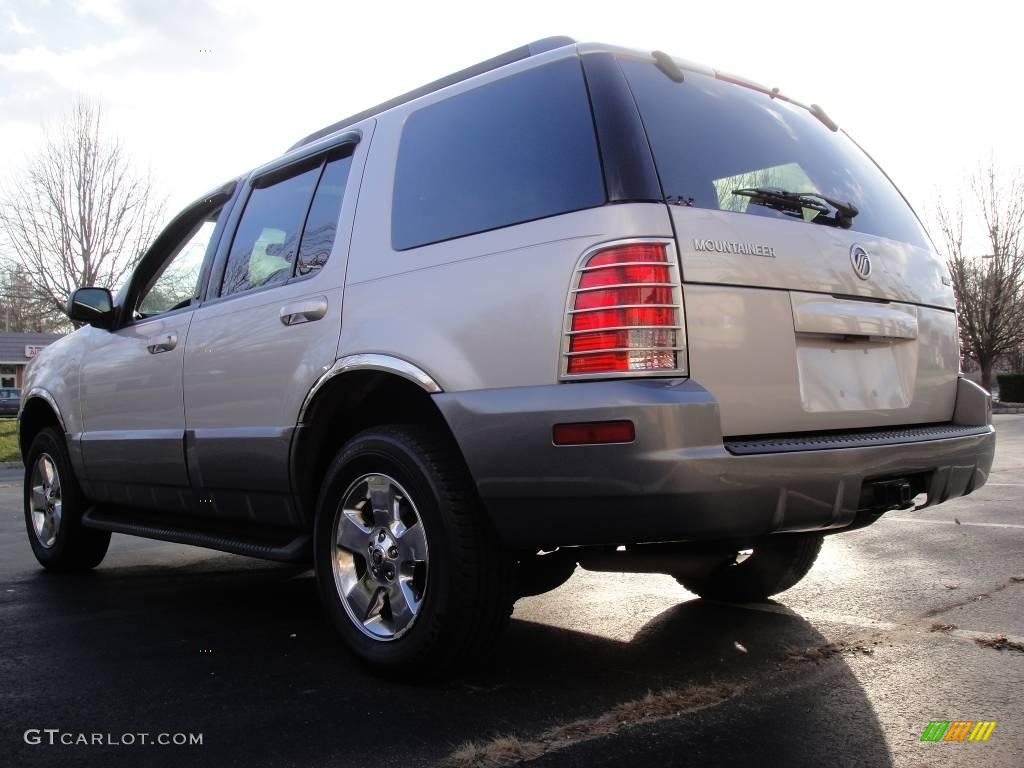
xmin=220 ymin=166 xmax=320 ymax=296
xmin=137 ymin=212 xmax=220 ymax=318
xmin=391 ymin=57 xmax=606 ymax=250
xmin=296 ymin=153 xmax=353 ymax=275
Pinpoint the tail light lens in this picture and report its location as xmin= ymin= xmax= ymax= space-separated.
xmin=562 ymin=241 xmax=686 ymax=378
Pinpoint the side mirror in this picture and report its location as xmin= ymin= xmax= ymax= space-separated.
xmin=67 ymin=287 xmax=115 ymax=329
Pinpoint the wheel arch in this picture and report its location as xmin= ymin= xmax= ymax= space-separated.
xmin=291 ymin=356 xmax=464 ymax=516
xmin=19 ymin=389 xmax=66 ymax=459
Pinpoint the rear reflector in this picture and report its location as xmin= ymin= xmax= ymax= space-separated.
xmin=562 ymin=240 xmax=686 ymax=378
xmin=552 ymin=420 xmax=636 ymax=446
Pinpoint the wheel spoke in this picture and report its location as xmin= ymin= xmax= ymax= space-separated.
xmin=398 ymin=521 xmax=427 ymax=560
xmin=336 ymin=509 xmax=370 ymax=552
xmin=388 ymin=580 xmax=418 ymax=631
xmin=31 ymin=485 xmax=47 ymax=511
xmin=39 ymin=511 xmax=53 ymax=544
xmin=389 ymin=494 xmax=407 ymax=537
xmin=345 ymin=575 xmax=379 ymax=622
xmin=41 ymin=457 xmax=55 ymax=486
xmin=367 ymin=476 xmax=393 ymax=528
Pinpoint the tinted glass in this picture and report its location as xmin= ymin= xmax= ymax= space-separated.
xmin=392 ymin=58 xmax=606 ymax=250
xmin=221 ymin=167 xmax=319 ymax=296
xmin=619 ymin=59 xmax=930 ymax=249
xmin=297 ymin=154 xmax=353 ymax=275
xmin=138 ymin=212 xmax=220 ymax=317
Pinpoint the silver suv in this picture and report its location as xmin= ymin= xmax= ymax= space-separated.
xmin=19 ymin=37 xmax=995 ymax=676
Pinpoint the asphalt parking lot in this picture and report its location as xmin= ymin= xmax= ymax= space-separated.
xmin=1 ymin=418 xmax=1022 ymax=768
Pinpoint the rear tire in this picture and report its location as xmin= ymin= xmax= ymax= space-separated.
xmin=676 ymin=533 xmax=823 ymax=602
xmin=23 ymin=427 xmax=110 ymax=571
xmin=313 ymin=425 xmax=513 ymax=677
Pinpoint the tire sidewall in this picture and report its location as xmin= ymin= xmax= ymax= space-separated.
xmin=314 ymin=431 xmax=461 ymax=670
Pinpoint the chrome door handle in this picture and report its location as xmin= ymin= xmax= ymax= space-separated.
xmin=146 ymin=332 xmax=178 ymax=354
xmin=280 ymin=296 xmax=328 ymax=326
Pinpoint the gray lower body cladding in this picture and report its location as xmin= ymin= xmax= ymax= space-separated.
xmin=434 ymin=378 xmax=996 ymax=549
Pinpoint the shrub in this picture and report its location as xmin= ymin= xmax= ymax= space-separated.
xmin=997 ymin=373 xmax=1024 ymax=403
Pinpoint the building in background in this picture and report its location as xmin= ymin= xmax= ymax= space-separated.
xmin=0 ymin=332 xmax=65 ymax=387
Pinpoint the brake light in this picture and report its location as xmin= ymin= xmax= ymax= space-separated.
xmin=562 ymin=241 xmax=686 ymax=378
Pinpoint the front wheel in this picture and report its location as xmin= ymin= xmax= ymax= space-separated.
xmin=23 ymin=427 xmax=110 ymax=570
xmin=675 ymin=533 xmax=823 ymax=602
xmin=313 ymin=425 xmax=513 ymax=676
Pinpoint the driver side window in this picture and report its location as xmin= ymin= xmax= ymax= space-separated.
xmin=137 ymin=213 xmax=220 ymax=318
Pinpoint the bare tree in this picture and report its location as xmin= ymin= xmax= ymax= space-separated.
xmin=935 ymin=162 xmax=1024 ymax=392
xmin=0 ymin=267 xmax=68 ymax=332
xmin=0 ymin=99 xmax=164 ymax=317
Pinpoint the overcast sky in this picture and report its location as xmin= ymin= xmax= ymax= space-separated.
xmin=2 ymin=0 xmax=1022 ymax=237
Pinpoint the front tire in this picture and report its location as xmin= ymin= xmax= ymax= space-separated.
xmin=314 ymin=425 xmax=512 ymax=676
xmin=676 ymin=533 xmax=823 ymax=602
xmin=23 ymin=427 xmax=110 ymax=571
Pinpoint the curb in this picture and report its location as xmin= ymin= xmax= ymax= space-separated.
xmin=0 ymin=461 xmax=23 ymax=469
xmin=994 ymin=407 xmax=1024 ymax=415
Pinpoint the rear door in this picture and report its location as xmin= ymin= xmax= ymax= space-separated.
xmin=182 ymin=134 xmax=364 ymax=527
xmin=618 ymin=56 xmax=958 ymax=436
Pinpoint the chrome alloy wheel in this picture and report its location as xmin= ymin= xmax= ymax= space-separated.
xmin=331 ymin=473 xmax=429 ymax=641
xmin=30 ymin=453 xmax=62 ymax=549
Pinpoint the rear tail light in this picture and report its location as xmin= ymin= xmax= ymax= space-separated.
xmin=561 ymin=240 xmax=686 ymax=378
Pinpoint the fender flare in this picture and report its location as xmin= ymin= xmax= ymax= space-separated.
xmin=298 ymin=354 xmax=442 ymax=423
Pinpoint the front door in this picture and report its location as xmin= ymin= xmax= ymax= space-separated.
xmin=80 ymin=204 xmax=224 ymax=510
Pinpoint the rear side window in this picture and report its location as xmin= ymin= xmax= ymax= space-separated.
xmin=392 ymin=57 xmax=606 ymax=250
xmin=221 ymin=166 xmax=320 ymax=296
xmin=296 ymin=154 xmax=353 ymax=275
xmin=618 ymin=59 xmax=930 ymax=249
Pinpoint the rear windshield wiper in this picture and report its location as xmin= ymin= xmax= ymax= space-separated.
xmin=732 ymin=187 xmax=859 ymax=229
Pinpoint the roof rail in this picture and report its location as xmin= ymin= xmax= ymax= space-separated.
xmin=286 ymin=36 xmax=577 ymax=152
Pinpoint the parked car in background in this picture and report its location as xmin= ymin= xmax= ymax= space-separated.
xmin=18 ymin=37 xmax=995 ymax=678
xmin=0 ymin=388 xmax=21 ymax=417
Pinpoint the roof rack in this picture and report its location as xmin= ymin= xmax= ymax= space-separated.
xmin=287 ymin=36 xmax=577 ymax=152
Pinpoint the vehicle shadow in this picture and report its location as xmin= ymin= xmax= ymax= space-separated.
xmin=1 ymin=556 xmax=892 ymax=768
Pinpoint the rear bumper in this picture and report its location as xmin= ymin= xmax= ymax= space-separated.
xmin=434 ymin=377 xmax=995 ymax=549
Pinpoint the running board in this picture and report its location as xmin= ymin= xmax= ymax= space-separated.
xmin=82 ymin=509 xmax=311 ymax=562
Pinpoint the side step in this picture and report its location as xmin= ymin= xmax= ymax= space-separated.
xmin=82 ymin=509 xmax=311 ymax=563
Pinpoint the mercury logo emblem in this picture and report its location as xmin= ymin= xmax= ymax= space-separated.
xmin=850 ymin=244 xmax=871 ymax=280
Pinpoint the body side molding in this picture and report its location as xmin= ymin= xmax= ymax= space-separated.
xmin=298 ymin=354 xmax=443 ymax=423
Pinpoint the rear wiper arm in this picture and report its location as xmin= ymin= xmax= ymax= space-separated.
xmin=732 ymin=187 xmax=859 ymax=229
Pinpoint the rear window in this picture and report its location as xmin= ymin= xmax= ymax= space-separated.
xmin=296 ymin=154 xmax=353 ymax=275
xmin=618 ymin=58 xmax=930 ymax=250
xmin=221 ymin=167 xmax=320 ymax=296
xmin=391 ymin=57 xmax=606 ymax=250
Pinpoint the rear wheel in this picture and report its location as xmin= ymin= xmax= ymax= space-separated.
xmin=314 ymin=425 xmax=513 ymax=676
xmin=675 ymin=533 xmax=823 ymax=602
xmin=23 ymin=427 xmax=110 ymax=570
